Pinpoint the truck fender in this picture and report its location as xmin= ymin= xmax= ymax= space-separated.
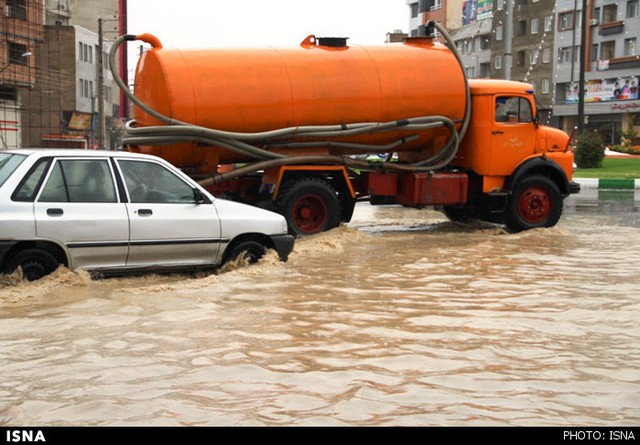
xmin=504 ymin=157 xmax=571 ymax=196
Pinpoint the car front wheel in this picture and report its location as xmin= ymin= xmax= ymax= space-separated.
xmin=224 ymin=240 xmax=268 ymax=265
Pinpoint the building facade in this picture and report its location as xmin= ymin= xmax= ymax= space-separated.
xmin=0 ymin=0 xmax=44 ymax=149
xmin=18 ymin=0 xmax=124 ymax=150
xmin=552 ymin=0 xmax=640 ymax=145
xmin=490 ymin=0 xmax=556 ymax=122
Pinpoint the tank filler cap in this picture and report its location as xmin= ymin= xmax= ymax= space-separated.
xmin=300 ymin=35 xmax=349 ymax=49
xmin=316 ymin=37 xmax=349 ymax=48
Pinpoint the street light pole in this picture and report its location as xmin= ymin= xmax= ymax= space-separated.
xmin=97 ymin=18 xmax=106 ymax=150
xmin=577 ymin=0 xmax=588 ymax=134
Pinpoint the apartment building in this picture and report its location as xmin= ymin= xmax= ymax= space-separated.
xmin=553 ymin=0 xmax=640 ymax=145
xmin=20 ymin=0 xmax=125 ymax=149
xmin=0 ymin=0 xmax=44 ymax=149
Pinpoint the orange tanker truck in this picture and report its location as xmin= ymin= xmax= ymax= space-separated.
xmin=111 ymin=22 xmax=579 ymax=236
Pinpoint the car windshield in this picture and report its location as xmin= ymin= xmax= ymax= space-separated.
xmin=0 ymin=153 xmax=27 ymax=188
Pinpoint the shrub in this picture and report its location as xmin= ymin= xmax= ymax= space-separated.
xmin=574 ymin=132 xmax=605 ymax=168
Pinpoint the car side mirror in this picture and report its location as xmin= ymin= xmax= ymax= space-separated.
xmin=193 ymin=188 xmax=206 ymax=204
xmin=533 ymin=113 xmax=540 ymax=129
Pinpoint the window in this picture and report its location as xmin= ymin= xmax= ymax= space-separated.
xmin=119 ymin=160 xmax=198 ymax=204
xmin=1 ymin=153 xmax=27 ymax=190
xmin=591 ymin=43 xmax=599 ymax=61
xmin=479 ymin=62 xmax=490 ymax=78
xmin=558 ymin=47 xmax=573 ymax=64
xmin=465 ymin=66 xmax=475 ymax=78
xmin=625 ymin=38 xmax=637 ymax=56
xmin=628 ymin=0 xmax=639 ymax=18
xmin=6 ymin=0 xmax=27 ymax=20
xmin=8 ymin=42 xmax=28 ymax=65
xmin=601 ymin=41 xmax=615 ymax=59
xmin=39 ymin=160 xmax=117 ymax=203
xmin=517 ymin=50 xmax=526 ymax=67
xmin=544 ymin=16 xmax=553 ymax=32
xmin=541 ymin=79 xmax=550 ymax=94
xmin=480 ymin=35 xmax=490 ymax=50
xmin=78 ymin=42 xmax=83 ymax=61
xmin=518 ymin=19 xmax=527 ymax=36
xmin=559 ymin=11 xmax=574 ymax=31
xmin=603 ymin=4 xmax=617 ymax=23
xmin=410 ymin=3 xmax=419 ymax=18
xmin=543 ymin=47 xmax=551 ymax=63
xmin=495 ymin=97 xmax=533 ymax=123
xmin=531 ymin=18 xmax=539 ymax=34
xmin=496 ymin=25 xmax=503 ymax=41
xmin=12 ymin=158 xmax=51 ymax=202
xmin=495 ymin=55 xmax=503 ymax=70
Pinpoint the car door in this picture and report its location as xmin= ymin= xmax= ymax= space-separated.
xmin=115 ymin=158 xmax=223 ymax=268
xmin=33 ymin=157 xmax=130 ymax=270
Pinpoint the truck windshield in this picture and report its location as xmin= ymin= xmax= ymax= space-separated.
xmin=0 ymin=153 xmax=27 ymax=188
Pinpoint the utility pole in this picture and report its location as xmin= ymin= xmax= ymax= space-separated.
xmin=504 ymin=0 xmax=514 ymax=80
xmin=577 ymin=0 xmax=588 ymax=134
xmin=97 ymin=18 xmax=106 ymax=149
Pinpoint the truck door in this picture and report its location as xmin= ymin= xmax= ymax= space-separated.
xmin=490 ymin=96 xmax=537 ymax=176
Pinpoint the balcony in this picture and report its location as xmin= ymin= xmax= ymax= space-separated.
xmin=599 ymin=20 xmax=625 ymax=36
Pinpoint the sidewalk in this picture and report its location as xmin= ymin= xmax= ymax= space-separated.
xmin=573 ymin=149 xmax=640 ymax=190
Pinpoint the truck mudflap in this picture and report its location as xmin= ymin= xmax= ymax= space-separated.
xmin=269 ymin=234 xmax=295 ymax=261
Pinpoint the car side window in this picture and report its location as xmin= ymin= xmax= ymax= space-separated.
xmin=118 ymin=160 xmax=197 ymax=204
xmin=495 ymin=96 xmax=533 ymax=123
xmin=12 ymin=158 xmax=52 ymax=202
xmin=39 ymin=159 xmax=117 ymax=203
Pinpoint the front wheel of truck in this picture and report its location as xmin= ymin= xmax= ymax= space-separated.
xmin=506 ymin=174 xmax=563 ymax=232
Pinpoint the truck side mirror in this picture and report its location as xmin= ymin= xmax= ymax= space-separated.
xmin=533 ymin=114 xmax=540 ymax=129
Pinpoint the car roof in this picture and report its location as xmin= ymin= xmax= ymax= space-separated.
xmin=6 ymin=148 xmax=158 ymax=161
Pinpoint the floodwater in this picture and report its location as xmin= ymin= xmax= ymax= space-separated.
xmin=1 ymin=192 xmax=639 ymax=426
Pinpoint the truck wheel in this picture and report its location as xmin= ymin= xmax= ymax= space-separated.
xmin=4 ymin=248 xmax=59 ymax=281
xmin=276 ymin=178 xmax=342 ymax=236
xmin=442 ymin=205 xmax=474 ymax=223
xmin=506 ymin=175 xmax=562 ymax=232
xmin=224 ymin=239 xmax=267 ymax=265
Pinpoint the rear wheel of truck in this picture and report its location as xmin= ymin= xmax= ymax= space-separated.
xmin=506 ymin=174 xmax=562 ymax=232
xmin=276 ymin=178 xmax=342 ymax=236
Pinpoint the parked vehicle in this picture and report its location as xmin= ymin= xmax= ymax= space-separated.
xmin=111 ymin=22 xmax=579 ymax=236
xmin=0 ymin=149 xmax=294 ymax=281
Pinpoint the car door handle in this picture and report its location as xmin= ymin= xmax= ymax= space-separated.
xmin=47 ymin=208 xmax=64 ymax=216
xmin=137 ymin=209 xmax=153 ymax=216
xmin=492 ymin=130 xmax=504 ymax=135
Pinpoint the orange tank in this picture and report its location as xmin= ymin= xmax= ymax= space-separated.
xmin=130 ymin=34 xmax=467 ymax=170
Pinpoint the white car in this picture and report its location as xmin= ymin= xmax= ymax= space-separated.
xmin=0 ymin=149 xmax=294 ymax=281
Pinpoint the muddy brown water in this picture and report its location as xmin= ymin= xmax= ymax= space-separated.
xmin=1 ymin=198 xmax=639 ymax=426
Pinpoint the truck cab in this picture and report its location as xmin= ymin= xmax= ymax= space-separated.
xmin=449 ymin=79 xmax=579 ymax=231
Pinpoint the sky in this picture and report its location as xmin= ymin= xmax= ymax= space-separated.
xmin=126 ymin=0 xmax=410 ymax=49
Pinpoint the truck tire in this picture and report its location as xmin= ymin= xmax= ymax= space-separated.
xmin=4 ymin=248 xmax=59 ymax=281
xmin=276 ymin=178 xmax=342 ymax=236
xmin=224 ymin=239 xmax=267 ymax=265
xmin=506 ymin=174 xmax=563 ymax=232
xmin=442 ymin=205 xmax=475 ymax=223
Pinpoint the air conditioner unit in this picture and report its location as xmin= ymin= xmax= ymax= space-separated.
xmin=589 ymin=18 xmax=599 ymax=26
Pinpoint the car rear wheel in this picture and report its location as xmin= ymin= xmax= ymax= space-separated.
xmin=4 ymin=248 xmax=60 ymax=281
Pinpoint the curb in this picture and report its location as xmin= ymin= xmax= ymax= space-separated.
xmin=573 ymin=178 xmax=640 ymax=190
